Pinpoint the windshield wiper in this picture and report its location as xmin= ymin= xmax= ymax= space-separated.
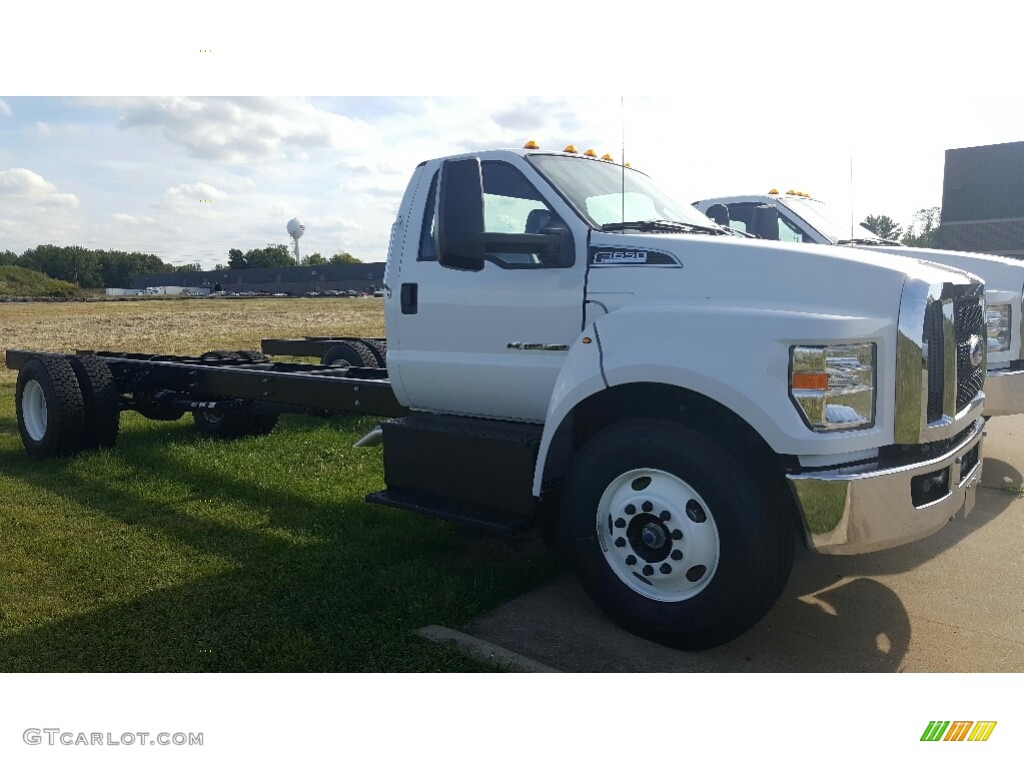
xmin=600 ymin=219 xmax=727 ymax=235
xmin=836 ymin=237 xmax=902 ymax=246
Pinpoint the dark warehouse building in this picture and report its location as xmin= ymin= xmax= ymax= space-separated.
xmin=939 ymin=140 xmax=1024 ymax=259
xmin=132 ymin=262 xmax=386 ymax=295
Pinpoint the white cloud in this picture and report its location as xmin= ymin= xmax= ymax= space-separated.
xmin=0 ymin=99 xmax=11 ymax=118
xmin=111 ymin=213 xmax=157 ymax=226
xmin=105 ymin=97 xmax=377 ymax=165
xmin=0 ymin=168 xmax=80 ymax=207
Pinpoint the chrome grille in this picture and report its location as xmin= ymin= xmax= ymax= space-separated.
xmin=923 ymin=295 xmax=985 ymax=424
xmin=955 ymin=298 xmax=985 ymax=411
xmin=925 ymin=301 xmax=945 ymax=423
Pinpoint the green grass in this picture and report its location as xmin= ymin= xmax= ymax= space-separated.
xmin=0 ymin=381 xmax=565 ymax=671
xmin=0 ymin=266 xmax=83 ymax=298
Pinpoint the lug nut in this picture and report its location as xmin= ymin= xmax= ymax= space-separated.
xmin=659 ymin=510 xmax=671 ymax=521
xmin=625 ymin=555 xmax=637 ymax=566
xmin=660 ymin=563 xmax=672 ymax=574
xmin=625 ymin=504 xmax=636 ymax=516
xmin=642 ymin=565 xmax=654 ymax=576
xmin=671 ymin=529 xmax=683 ymax=540
xmin=614 ymin=518 xmax=626 ymax=529
xmin=641 ymin=501 xmax=653 ymax=512
xmin=615 ymin=537 xmax=626 ymax=548
xmin=671 ymin=550 xmax=683 ymax=561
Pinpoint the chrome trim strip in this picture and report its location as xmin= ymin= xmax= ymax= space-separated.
xmin=786 ymin=417 xmax=984 ymax=555
xmin=942 ymin=300 xmax=957 ymax=419
xmin=894 ymin=279 xmax=929 ymax=444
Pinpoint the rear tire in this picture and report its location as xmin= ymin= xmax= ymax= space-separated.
xmin=561 ymin=419 xmax=793 ymax=650
xmin=192 ymin=409 xmax=279 ymax=439
xmin=16 ymin=355 xmax=86 ymax=458
xmin=321 ymin=342 xmax=377 ymax=368
xmin=68 ymin=354 xmax=120 ymax=450
xmin=357 ymin=338 xmax=387 ymax=367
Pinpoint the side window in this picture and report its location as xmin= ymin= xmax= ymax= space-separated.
xmin=725 ymin=202 xmax=755 ymax=234
xmin=725 ymin=202 xmax=813 ymax=243
xmin=417 ymin=172 xmax=438 ymax=261
xmin=482 ymin=162 xmax=556 ymax=268
xmin=777 ymin=214 xmax=807 ymax=243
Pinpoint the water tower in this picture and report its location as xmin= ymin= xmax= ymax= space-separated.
xmin=287 ymin=218 xmax=305 ymax=265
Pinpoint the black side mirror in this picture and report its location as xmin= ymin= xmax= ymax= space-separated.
xmin=437 ymin=158 xmax=485 ymax=271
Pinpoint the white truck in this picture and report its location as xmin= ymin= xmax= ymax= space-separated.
xmin=8 ymin=146 xmax=987 ymax=650
xmin=694 ymin=191 xmax=1024 ymax=417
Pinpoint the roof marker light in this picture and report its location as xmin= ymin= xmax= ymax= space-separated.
xmin=769 ymin=188 xmax=779 ymax=195
xmin=584 ymin=149 xmax=597 ymax=157
xmin=563 ymin=145 xmax=578 ymax=154
xmin=524 ymin=140 xmax=539 ymax=149
xmin=624 ymin=162 xmax=632 ymax=168
xmin=601 ymin=153 xmax=614 ymax=161
xmin=786 ymin=189 xmax=797 ymax=195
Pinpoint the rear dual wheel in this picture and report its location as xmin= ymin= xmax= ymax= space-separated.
xmin=16 ymin=354 xmax=120 ymax=458
xmin=562 ymin=419 xmax=793 ymax=650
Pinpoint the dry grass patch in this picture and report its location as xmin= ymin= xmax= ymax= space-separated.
xmin=0 ymin=298 xmax=385 ymax=382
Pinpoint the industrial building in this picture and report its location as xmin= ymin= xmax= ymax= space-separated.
xmin=132 ymin=262 xmax=385 ymax=295
xmin=939 ymin=141 xmax=1024 ymax=258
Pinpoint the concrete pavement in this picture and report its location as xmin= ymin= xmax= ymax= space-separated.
xmin=443 ymin=416 xmax=1024 ymax=672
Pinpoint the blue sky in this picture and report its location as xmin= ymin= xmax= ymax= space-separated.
xmin=2 ymin=4 xmax=1021 ymax=268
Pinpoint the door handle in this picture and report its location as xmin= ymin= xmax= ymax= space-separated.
xmin=401 ymin=283 xmax=418 ymax=314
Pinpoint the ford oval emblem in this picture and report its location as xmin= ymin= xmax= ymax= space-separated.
xmin=969 ymin=335 xmax=984 ymax=367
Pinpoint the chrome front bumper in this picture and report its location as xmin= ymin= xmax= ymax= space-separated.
xmin=982 ymin=367 xmax=1024 ymax=417
xmin=786 ymin=417 xmax=984 ymax=555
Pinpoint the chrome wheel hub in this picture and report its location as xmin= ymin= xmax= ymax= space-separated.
xmin=596 ymin=468 xmax=720 ymax=602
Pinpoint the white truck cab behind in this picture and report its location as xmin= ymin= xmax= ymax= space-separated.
xmin=694 ymin=192 xmax=1024 ymax=417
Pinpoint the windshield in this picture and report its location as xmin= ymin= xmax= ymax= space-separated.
xmin=528 ymin=154 xmax=717 ymax=230
xmin=782 ymin=197 xmax=884 ymax=243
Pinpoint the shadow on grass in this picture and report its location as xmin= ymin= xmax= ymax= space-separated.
xmin=0 ymin=417 xmax=565 ymax=672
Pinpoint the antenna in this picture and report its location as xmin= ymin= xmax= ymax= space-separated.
xmin=286 ymin=218 xmax=305 ymax=265
xmin=621 ymin=96 xmax=625 ymax=227
xmin=849 ymin=151 xmax=854 ymax=238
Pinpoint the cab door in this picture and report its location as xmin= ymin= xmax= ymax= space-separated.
xmin=387 ymin=154 xmax=587 ymax=422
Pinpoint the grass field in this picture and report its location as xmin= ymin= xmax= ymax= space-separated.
xmin=0 ymin=298 xmax=563 ymax=672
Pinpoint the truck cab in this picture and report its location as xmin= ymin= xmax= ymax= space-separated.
xmin=694 ymin=191 xmax=1024 ymax=416
xmin=377 ymin=146 xmax=986 ymax=648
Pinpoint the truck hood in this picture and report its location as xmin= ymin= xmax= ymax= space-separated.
xmin=586 ymin=233 xmax=978 ymax=319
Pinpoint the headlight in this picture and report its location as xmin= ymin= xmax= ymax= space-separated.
xmin=790 ymin=343 xmax=875 ymax=432
xmin=986 ymin=304 xmax=1011 ymax=352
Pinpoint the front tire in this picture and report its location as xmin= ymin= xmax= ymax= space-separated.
xmin=562 ymin=419 xmax=793 ymax=650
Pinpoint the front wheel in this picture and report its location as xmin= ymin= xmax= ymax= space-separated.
xmin=562 ymin=419 xmax=793 ymax=650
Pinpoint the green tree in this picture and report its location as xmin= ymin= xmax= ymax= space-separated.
xmin=244 ymin=244 xmax=295 ymax=269
xmin=902 ymin=207 xmax=941 ymax=248
xmin=173 ymin=262 xmax=203 ymax=273
xmin=862 ymin=214 xmax=903 ymax=242
xmin=0 ymin=250 xmax=17 ymax=267
xmin=302 ymin=252 xmax=327 ymax=266
xmin=329 ymin=251 xmax=362 ymax=265
xmin=214 ymin=263 xmax=229 ymax=271
xmin=227 ymin=248 xmax=247 ymax=269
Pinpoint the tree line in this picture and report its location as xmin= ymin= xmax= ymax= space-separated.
xmin=0 ymin=243 xmax=363 ymax=289
xmin=222 ymin=246 xmax=362 ymax=270
xmin=862 ymin=207 xmax=941 ymax=248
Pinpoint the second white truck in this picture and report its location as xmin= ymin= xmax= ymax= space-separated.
xmin=694 ymin=191 xmax=1024 ymax=417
